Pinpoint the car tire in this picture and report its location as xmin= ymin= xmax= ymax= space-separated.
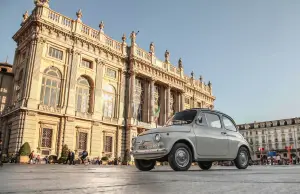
xmin=234 ymin=147 xmax=249 ymax=169
xmin=198 ymin=161 xmax=212 ymax=170
xmin=168 ymin=143 xmax=192 ymax=171
xmin=134 ymin=159 xmax=156 ymax=171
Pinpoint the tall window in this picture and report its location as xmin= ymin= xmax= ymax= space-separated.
xmin=48 ymin=47 xmax=63 ymax=60
xmin=41 ymin=128 xmax=53 ymax=148
xmin=78 ymin=132 xmax=88 ymax=150
xmin=105 ymin=136 xmax=113 ymax=152
xmin=103 ymin=84 xmax=115 ymax=118
xmin=40 ymin=67 xmax=61 ymax=107
xmin=76 ymin=76 xmax=90 ymax=113
xmin=15 ymin=69 xmax=23 ymax=102
xmin=81 ymin=59 xmax=92 ymax=69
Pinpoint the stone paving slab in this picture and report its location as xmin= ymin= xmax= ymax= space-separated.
xmin=1 ymin=164 xmax=300 ymax=194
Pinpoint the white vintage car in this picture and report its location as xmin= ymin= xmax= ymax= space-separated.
xmin=131 ymin=108 xmax=252 ymax=171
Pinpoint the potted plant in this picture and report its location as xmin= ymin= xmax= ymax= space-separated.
xmin=19 ymin=142 xmax=31 ymax=163
xmin=101 ymin=156 xmax=109 ymax=165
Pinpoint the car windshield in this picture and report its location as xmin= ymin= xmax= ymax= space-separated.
xmin=165 ymin=110 xmax=197 ymax=126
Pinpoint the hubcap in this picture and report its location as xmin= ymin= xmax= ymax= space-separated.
xmin=239 ymin=151 xmax=248 ymax=166
xmin=175 ymin=148 xmax=190 ymax=167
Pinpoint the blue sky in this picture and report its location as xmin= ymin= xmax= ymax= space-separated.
xmin=1 ymin=0 xmax=300 ymax=124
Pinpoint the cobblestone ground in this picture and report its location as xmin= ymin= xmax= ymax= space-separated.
xmin=1 ymin=164 xmax=300 ymax=194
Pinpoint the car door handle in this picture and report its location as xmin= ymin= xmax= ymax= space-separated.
xmin=221 ymin=132 xmax=227 ymax=135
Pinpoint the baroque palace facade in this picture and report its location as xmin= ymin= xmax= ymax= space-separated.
xmin=0 ymin=0 xmax=215 ymax=160
xmin=237 ymin=118 xmax=300 ymax=161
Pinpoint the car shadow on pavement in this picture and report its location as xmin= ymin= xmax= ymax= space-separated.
xmin=149 ymin=168 xmax=245 ymax=173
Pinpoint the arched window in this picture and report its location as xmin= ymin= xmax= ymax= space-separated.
xmin=40 ymin=67 xmax=61 ymax=107
xmin=76 ymin=76 xmax=90 ymax=113
xmin=103 ymin=84 xmax=115 ymax=118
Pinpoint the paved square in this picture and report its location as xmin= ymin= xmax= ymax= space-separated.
xmin=1 ymin=164 xmax=300 ymax=194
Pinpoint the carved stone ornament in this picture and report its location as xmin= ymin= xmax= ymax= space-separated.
xmin=178 ymin=58 xmax=183 ymax=68
xmin=191 ymin=71 xmax=194 ymax=78
xmin=122 ymin=33 xmax=126 ymax=42
xmin=34 ymin=0 xmax=49 ymax=7
xmin=22 ymin=11 xmax=29 ymax=24
xmin=164 ymin=50 xmax=170 ymax=62
xmin=150 ymin=42 xmax=155 ymax=53
xmin=199 ymin=75 xmax=203 ymax=82
xmin=76 ymin=9 xmax=83 ymax=21
xmin=99 ymin=21 xmax=104 ymax=31
xmin=208 ymin=81 xmax=212 ymax=87
xmin=130 ymin=31 xmax=136 ymax=43
xmin=27 ymin=111 xmax=36 ymax=116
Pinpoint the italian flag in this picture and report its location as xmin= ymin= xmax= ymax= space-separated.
xmin=153 ymin=106 xmax=160 ymax=123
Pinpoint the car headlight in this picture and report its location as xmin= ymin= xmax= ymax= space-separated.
xmin=154 ymin=134 xmax=161 ymax=142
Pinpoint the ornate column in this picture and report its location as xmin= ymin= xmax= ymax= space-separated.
xmin=180 ymin=92 xmax=185 ymax=111
xmin=129 ymin=71 xmax=136 ymax=118
xmin=66 ymin=51 xmax=80 ymax=115
xmin=118 ymin=71 xmax=126 ymax=119
xmin=174 ymin=92 xmax=180 ymax=113
xmin=22 ymin=35 xmax=43 ymax=108
xmin=93 ymin=59 xmax=104 ymax=118
xmin=166 ymin=85 xmax=170 ymax=122
xmin=150 ymin=79 xmax=155 ymax=123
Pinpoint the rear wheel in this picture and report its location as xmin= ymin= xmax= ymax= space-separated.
xmin=135 ymin=159 xmax=156 ymax=171
xmin=198 ymin=161 xmax=212 ymax=170
xmin=234 ymin=147 xmax=249 ymax=169
xmin=168 ymin=143 xmax=192 ymax=171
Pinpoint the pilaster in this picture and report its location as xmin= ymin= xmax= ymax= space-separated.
xmin=90 ymin=122 xmax=103 ymax=157
xmin=66 ymin=51 xmax=80 ymax=115
xmin=166 ymin=86 xmax=170 ymax=122
xmin=93 ymin=59 xmax=104 ymax=118
xmin=26 ymin=37 xmax=46 ymax=109
xmin=129 ymin=72 xmax=136 ymax=118
xmin=150 ymin=78 xmax=155 ymax=123
xmin=180 ymin=92 xmax=185 ymax=111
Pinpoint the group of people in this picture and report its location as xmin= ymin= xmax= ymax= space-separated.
xmin=66 ymin=150 xmax=88 ymax=165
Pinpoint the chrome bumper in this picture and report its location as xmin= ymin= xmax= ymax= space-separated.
xmin=131 ymin=148 xmax=168 ymax=155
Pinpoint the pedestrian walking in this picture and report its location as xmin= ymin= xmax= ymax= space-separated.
xmin=66 ymin=150 xmax=71 ymax=164
xmin=29 ymin=151 xmax=34 ymax=164
xmin=69 ymin=150 xmax=75 ymax=165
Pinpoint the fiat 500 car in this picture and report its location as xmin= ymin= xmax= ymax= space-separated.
xmin=131 ymin=108 xmax=252 ymax=171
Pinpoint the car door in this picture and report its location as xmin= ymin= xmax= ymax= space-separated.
xmin=221 ymin=115 xmax=241 ymax=159
xmin=194 ymin=111 xmax=229 ymax=157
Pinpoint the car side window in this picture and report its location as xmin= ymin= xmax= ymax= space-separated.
xmin=223 ymin=116 xmax=237 ymax=132
xmin=205 ymin=113 xmax=221 ymax=128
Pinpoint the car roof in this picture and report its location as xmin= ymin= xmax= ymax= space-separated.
xmin=183 ymin=108 xmax=236 ymax=124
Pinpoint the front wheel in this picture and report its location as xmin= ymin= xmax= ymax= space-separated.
xmin=198 ymin=161 xmax=212 ymax=170
xmin=168 ymin=143 xmax=192 ymax=171
xmin=135 ymin=159 xmax=156 ymax=171
xmin=234 ymin=147 xmax=249 ymax=169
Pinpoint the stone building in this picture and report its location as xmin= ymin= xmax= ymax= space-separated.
xmin=0 ymin=62 xmax=13 ymax=116
xmin=237 ymin=118 xmax=300 ymax=161
xmin=0 ymin=0 xmax=215 ymax=160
